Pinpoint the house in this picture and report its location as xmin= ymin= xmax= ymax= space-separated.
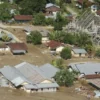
xmin=40 ymin=63 xmax=59 ymax=78
xmin=39 ymin=30 xmax=50 ymax=43
xmin=68 ymin=62 xmax=100 ymax=90
xmin=14 ymin=15 xmax=33 ymax=22
xmin=68 ymin=62 xmax=100 ymax=76
xmin=8 ymin=43 xmax=28 ymax=54
xmin=0 ymin=62 xmax=59 ymax=93
xmin=24 ymin=27 xmax=50 ymax=43
xmin=46 ymin=40 xmax=64 ymax=54
xmin=76 ymin=0 xmax=94 ymax=8
xmin=45 ymin=3 xmax=60 ymax=19
xmin=14 ymin=62 xmax=59 ymax=93
xmin=71 ymin=48 xmax=87 ymax=57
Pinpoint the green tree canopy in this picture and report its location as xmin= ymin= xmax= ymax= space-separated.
xmin=60 ymin=47 xmax=71 ymax=59
xmin=27 ymin=31 xmax=42 ymax=45
xmin=19 ymin=0 xmax=47 ymax=14
xmin=33 ymin=13 xmax=46 ymax=25
xmin=54 ymin=69 xmax=75 ymax=86
xmin=0 ymin=2 xmax=12 ymax=21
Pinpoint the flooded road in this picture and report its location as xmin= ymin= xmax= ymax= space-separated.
xmin=0 ymin=87 xmax=91 ymax=100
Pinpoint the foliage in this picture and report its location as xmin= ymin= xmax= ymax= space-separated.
xmin=45 ymin=18 xmax=54 ymax=25
xmin=60 ymin=47 xmax=71 ymax=59
xmin=33 ymin=13 xmax=46 ymax=25
xmin=27 ymin=31 xmax=42 ymax=45
xmin=54 ymin=69 xmax=75 ymax=86
xmin=19 ymin=0 xmax=46 ymax=14
xmin=0 ymin=2 xmax=12 ymax=21
xmin=95 ymin=48 xmax=100 ymax=57
xmin=75 ymin=32 xmax=92 ymax=47
xmin=63 ymin=33 xmax=76 ymax=44
xmin=1 ymin=35 xmax=11 ymax=42
xmin=49 ymin=31 xmax=65 ymax=41
xmin=51 ymin=59 xmax=64 ymax=69
xmin=53 ymin=13 xmax=68 ymax=30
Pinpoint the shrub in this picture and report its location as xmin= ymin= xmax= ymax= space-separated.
xmin=60 ymin=47 xmax=71 ymax=59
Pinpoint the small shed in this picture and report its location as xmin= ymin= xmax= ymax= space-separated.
xmin=71 ymin=48 xmax=87 ymax=57
xmin=8 ymin=43 xmax=28 ymax=54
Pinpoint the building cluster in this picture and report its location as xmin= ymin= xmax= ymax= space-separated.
xmin=0 ymin=62 xmax=59 ymax=93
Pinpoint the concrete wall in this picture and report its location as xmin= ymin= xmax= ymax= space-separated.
xmin=71 ymin=51 xmax=87 ymax=57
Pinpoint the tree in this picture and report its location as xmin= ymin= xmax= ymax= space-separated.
xmin=60 ymin=47 xmax=71 ymax=59
xmin=27 ymin=31 xmax=42 ymax=45
xmin=76 ymin=32 xmax=92 ymax=47
xmin=95 ymin=48 xmax=100 ymax=57
xmin=19 ymin=0 xmax=46 ymax=14
xmin=0 ymin=2 xmax=12 ymax=21
xmin=51 ymin=59 xmax=64 ymax=69
xmin=49 ymin=31 xmax=65 ymax=42
xmin=33 ymin=13 xmax=46 ymax=25
xmin=54 ymin=69 xmax=75 ymax=86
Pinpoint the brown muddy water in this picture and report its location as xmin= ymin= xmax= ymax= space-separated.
xmin=0 ymin=87 xmax=90 ymax=100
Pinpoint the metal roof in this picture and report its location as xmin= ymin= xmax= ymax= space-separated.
xmin=69 ymin=62 xmax=100 ymax=75
xmin=15 ymin=62 xmax=50 ymax=84
xmin=72 ymin=48 xmax=87 ymax=54
xmin=0 ymin=66 xmax=29 ymax=86
xmin=45 ymin=3 xmax=60 ymax=8
xmin=40 ymin=63 xmax=59 ymax=78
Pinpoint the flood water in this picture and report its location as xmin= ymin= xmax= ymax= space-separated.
xmin=0 ymin=87 xmax=88 ymax=100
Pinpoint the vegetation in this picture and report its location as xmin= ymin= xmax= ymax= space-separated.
xmin=0 ymin=2 xmax=12 ymax=21
xmin=19 ymin=0 xmax=47 ymax=15
xmin=95 ymin=48 xmax=100 ymax=57
xmin=27 ymin=31 xmax=42 ymax=45
xmin=60 ymin=47 xmax=71 ymax=60
xmin=51 ymin=59 xmax=64 ymax=69
xmin=33 ymin=13 xmax=46 ymax=25
xmin=1 ymin=35 xmax=11 ymax=42
xmin=54 ymin=69 xmax=75 ymax=86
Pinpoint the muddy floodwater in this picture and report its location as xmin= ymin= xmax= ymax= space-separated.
xmin=0 ymin=87 xmax=92 ymax=100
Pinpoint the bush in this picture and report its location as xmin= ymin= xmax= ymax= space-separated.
xmin=27 ymin=31 xmax=42 ymax=45
xmin=60 ymin=47 xmax=71 ymax=59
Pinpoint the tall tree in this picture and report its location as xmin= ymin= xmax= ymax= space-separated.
xmin=19 ymin=0 xmax=47 ymax=14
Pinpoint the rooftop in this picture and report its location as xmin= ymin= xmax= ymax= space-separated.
xmin=14 ymin=15 xmax=32 ymax=21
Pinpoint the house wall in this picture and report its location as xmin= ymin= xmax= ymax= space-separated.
xmin=42 ymin=37 xmax=49 ymax=43
xmin=41 ymin=80 xmax=52 ymax=84
xmin=0 ymin=47 xmax=10 ymax=52
xmin=71 ymin=51 xmax=87 ymax=57
xmin=71 ymin=51 xmax=79 ymax=57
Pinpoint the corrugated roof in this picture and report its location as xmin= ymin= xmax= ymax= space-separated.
xmin=15 ymin=62 xmax=50 ymax=84
xmin=69 ymin=62 xmax=100 ymax=75
xmin=14 ymin=15 xmax=32 ymax=21
xmin=0 ymin=66 xmax=29 ymax=86
xmin=46 ymin=3 xmax=60 ymax=8
xmin=88 ymin=79 xmax=100 ymax=88
xmin=40 ymin=63 xmax=59 ymax=78
xmin=72 ymin=48 xmax=87 ymax=54
xmin=8 ymin=43 xmax=27 ymax=51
